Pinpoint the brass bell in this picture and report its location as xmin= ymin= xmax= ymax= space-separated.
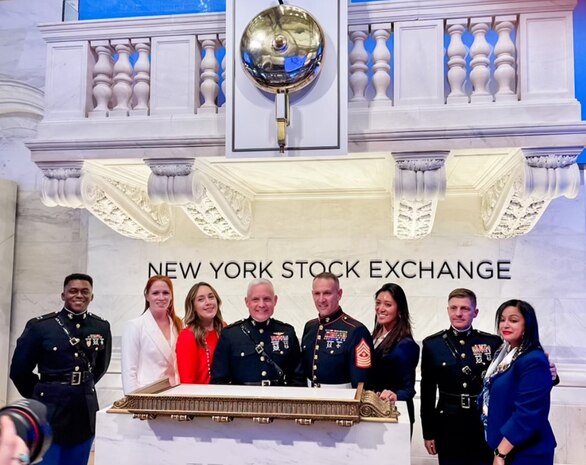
xmin=240 ymin=4 xmax=325 ymax=153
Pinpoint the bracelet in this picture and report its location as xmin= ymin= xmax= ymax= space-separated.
xmin=494 ymin=448 xmax=507 ymax=459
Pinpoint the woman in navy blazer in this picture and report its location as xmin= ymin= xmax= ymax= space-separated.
xmin=367 ymin=283 xmax=420 ymax=433
xmin=480 ymin=299 xmax=556 ymax=465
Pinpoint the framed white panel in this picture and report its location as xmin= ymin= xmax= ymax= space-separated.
xmin=226 ymin=0 xmax=347 ymax=157
xmin=45 ymin=42 xmax=92 ymax=119
xmin=394 ymin=20 xmax=445 ymax=106
xmin=150 ymin=36 xmax=200 ymax=115
xmin=519 ymin=12 xmax=575 ymax=101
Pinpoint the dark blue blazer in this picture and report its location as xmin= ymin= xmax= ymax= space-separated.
xmin=368 ymin=336 xmax=420 ymax=425
xmin=485 ymin=348 xmax=556 ymax=462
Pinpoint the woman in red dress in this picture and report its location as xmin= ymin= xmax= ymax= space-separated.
xmin=176 ymin=282 xmax=225 ymax=384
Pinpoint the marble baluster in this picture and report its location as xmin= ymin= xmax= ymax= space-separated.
xmin=89 ymin=41 xmax=113 ymax=118
xmin=469 ymin=17 xmax=493 ymax=103
xmin=219 ymin=34 xmax=226 ymax=110
xmin=446 ymin=19 xmax=469 ymax=104
xmin=110 ymin=39 xmax=134 ymax=117
xmin=198 ymin=35 xmax=219 ymax=114
xmin=493 ymin=16 xmax=517 ymax=102
xmin=370 ymin=24 xmax=392 ymax=107
xmin=349 ymin=26 xmax=369 ymax=108
xmin=130 ymin=38 xmax=150 ymax=116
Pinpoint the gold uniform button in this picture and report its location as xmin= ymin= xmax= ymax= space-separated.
xmin=259 ymin=329 xmax=264 ymax=334
xmin=53 ymin=347 xmax=57 ymax=351
xmin=314 ymin=354 xmax=318 ymax=360
xmin=463 ymin=382 xmax=468 ymax=388
xmin=315 ymin=345 xmax=320 ymax=350
xmin=260 ymin=342 xmax=265 ymax=347
xmin=330 ymin=350 xmax=334 ymax=354
xmin=317 ymin=335 xmax=322 ymax=340
xmin=40 ymin=392 xmax=44 ymax=397
xmin=240 ymin=352 xmax=245 ymax=357
xmin=280 ymin=351 xmax=284 ymax=354
xmin=461 ymin=353 xmax=466 ymax=359
xmin=313 ymin=375 xmax=317 ymax=381
xmin=319 ymin=325 xmax=324 ymax=331
xmin=74 ymin=366 xmax=80 ymax=371
xmin=459 ymin=340 xmax=465 ymax=345
xmin=260 ymin=356 xmax=265 ymax=362
xmin=76 ymin=324 xmax=81 ymax=329
xmin=313 ymin=365 xmax=318 ymax=370
xmin=442 ymin=362 xmax=447 ymax=366
xmin=261 ymin=371 xmax=267 ymax=377
xmin=74 ymin=353 xmax=79 ymax=357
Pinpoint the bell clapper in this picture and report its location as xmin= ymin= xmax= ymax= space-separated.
xmin=276 ymin=91 xmax=290 ymax=154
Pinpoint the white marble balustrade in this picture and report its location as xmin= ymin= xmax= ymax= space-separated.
xmin=33 ymin=0 xmax=581 ymax=152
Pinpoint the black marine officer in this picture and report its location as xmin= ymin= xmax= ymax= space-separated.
xmin=301 ymin=272 xmax=373 ymax=388
xmin=10 ymin=273 xmax=112 ymax=465
xmin=211 ymin=278 xmax=304 ymax=386
xmin=420 ymin=288 xmax=500 ymax=465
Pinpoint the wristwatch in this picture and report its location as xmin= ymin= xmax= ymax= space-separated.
xmin=494 ymin=448 xmax=507 ymax=459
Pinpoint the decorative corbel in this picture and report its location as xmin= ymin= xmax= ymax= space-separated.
xmin=38 ymin=161 xmax=174 ymax=242
xmin=392 ymin=151 xmax=449 ymax=239
xmin=481 ymin=146 xmax=582 ymax=238
xmin=0 ymin=78 xmax=44 ymax=138
xmin=147 ymin=159 xmax=252 ymax=240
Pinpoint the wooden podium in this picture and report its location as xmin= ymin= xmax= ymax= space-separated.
xmin=94 ymin=382 xmax=411 ymax=465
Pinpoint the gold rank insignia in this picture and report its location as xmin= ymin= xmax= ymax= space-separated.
xmin=355 ymin=338 xmax=372 ymax=368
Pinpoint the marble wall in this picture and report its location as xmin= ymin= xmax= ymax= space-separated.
xmin=80 ymin=175 xmax=586 ymax=465
xmin=0 ymin=179 xmax=16 ymax=406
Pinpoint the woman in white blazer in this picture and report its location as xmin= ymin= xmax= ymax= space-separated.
xmin=121 ymin=275 xmax=183 ymax=394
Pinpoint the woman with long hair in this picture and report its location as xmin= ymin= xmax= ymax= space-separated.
xmin=480 ymin=300 xmax=556 ymax=465
xmin=121 ymin=275 xmax=183 ymax=394
xmin=368 ymin=283 xmax=420 ymax=430
xmin=176 ymin=282 xmax=225 ymax=384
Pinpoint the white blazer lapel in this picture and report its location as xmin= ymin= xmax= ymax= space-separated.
xmin=143 ymin=310 xmax=174 ymax=365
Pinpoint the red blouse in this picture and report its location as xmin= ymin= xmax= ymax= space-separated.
xmin=176 ymin=328 xmax=220 ymax=384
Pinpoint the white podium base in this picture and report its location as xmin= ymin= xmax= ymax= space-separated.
xmin=95 ymin=402 xmax=410 ymax=465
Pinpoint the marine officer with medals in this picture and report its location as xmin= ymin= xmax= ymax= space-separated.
xmin=420 ymin=288 xmax=502 ymax=465
xmin=301 ymin=272 xmax=374 ymax=388
xmin=211 ymin=279 xmax=304 ymax=386
xmin=10 ymin=273 xmax=112 ymax=465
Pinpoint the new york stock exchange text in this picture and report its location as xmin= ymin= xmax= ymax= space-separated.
xmin=148 ymin=259 xmax=512 ymax=280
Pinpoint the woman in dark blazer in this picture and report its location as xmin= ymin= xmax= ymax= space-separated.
xmin=368 ymin=283 xmax=420 ymax=432
xmin=480 ymin=299 xmax=556 ymax=465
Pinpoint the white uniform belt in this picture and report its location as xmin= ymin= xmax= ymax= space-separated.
xmin=307 ymin=379 xmax=352 ymax=389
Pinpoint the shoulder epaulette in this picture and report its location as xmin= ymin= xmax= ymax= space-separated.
xmin=33 ymin=311 xmax=59 ymax=322
xmin=271 ymin=318 xmax=293 ymax=328
xmin=423 ymin=329 xmax=447 ymax=342
xmin=475 ymin=329 xmax=500 ymax=338
xmin=87 ymin=311 xmax=108 ymax=322
xmin=225 ymin=319 xmax=245 ymax=329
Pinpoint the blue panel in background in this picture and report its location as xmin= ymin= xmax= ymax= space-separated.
xmin=574 ymin=0 xmax=586 ymax=164
xmin=79 ymin=0 xmax=226 ymax=20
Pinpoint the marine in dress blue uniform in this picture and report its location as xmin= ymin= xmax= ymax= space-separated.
xmin=420 ymin=327 xmax=501 ymax=465
xmin=301 ymin=308 xmax=374 ymax=387
xmin=211 ymin=316 xmax=304 ymax=386
xmin=210 ymin=278 xmax=304 ymax=386
xmin=10 ymin=274 xmax=112 ymax=465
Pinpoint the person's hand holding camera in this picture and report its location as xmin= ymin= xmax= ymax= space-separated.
xmin=0 ymin=416 xmax=30 ymax=465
